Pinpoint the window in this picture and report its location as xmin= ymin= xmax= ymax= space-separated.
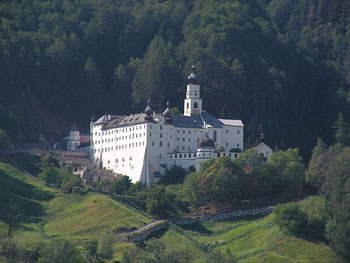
xmin=188 ymin=131 xmax=191 ymax=134
xmin=177 ymin=137 xmax=179 ymax=141
xmin=194 ymin=102 xmax=198 ymax=108
xmin=189 ymin=153 xmax=191 ymax=157
xmin=159 ymin=154 xmax=161 ymax=159
xmin=160 ymin=125 xmax=163 ymax=130
xmin=183 ymin=130 xmax=185 ymax=134
xmin=122 ymin=158 xmax=125 ymax=162
xmin=195 ymin=92 xmax=197 ymax=96
xmin=188 ymin=138 xmax=191 ymax=142
xmin=226 ymin=130 xmax=228 ymax=133
xmin=149 ymin=133 xmax=152 ymax=137
xmin=115 ymin=159 xmax=118 ymax=163
xmin=152 ymin=141 xmax=155 ymax=146
xmin=237 ymin=130 xmax=240 ymax=134
xmin=237 ymin=143 xmax=240 ymax=147
xmin=213 ymin=130 xmax=217 ymax=142
xmin=160 ymin=133 xmax=163 ymax=138
xmin=159 ymin=141 xmax=162 ymax=147
xmin=186 ymin=102 xmax=189 ymax=109
xmin=129 ymin=157 xmax=132 ymax=161
xmin=150 ymin=125 xmax=152 ymax=129
xmin=182 ymin=138 xmax=185 ymax=141
xmin=226 ymin=142 xmax=228 ymax=146
xmin=182 ymin=146 xmax=185 ymax=150
xmin=167 ymin=143 xmax=170 ymax=148
xmin=177 ymin=130 xmax=179 ymax=133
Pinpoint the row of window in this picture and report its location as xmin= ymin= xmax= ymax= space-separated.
xmin=172 ymin=152 xmax=238 ymax=159
xmin=94 ymin=141 xmax=146 ymax=153
xmin=94 ymin=124 xmax=147 ymax=137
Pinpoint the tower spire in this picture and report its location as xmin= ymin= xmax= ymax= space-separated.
xmin=184 ymin=65 xmax=202 ymax=116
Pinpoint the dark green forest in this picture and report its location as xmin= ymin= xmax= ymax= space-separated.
xmin=1 ymin=0 xmax=350 ymax=157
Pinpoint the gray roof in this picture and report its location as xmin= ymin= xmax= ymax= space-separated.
xmin=70 ymin=123 xmax=79 ymax=132
xmin=219 ymin=119 xmax=244 ymax=127
xmin=101 ymin=113 xmax=155 ymax=130
xmin=171 ymin=111 xmax=223 ymax=128
xmin=94 ymin=114 xmax=121 ymax=125
xmin=96 ymin=110 xmax=243 ymax=130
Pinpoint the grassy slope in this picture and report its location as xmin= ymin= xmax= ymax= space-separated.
xmin=149 ymin=215 xmax=340 ymax=263
xmin=0 ymin=161 xmax=152 ymax=248
xmin=0 ymin=159 xmax=341 ymax=262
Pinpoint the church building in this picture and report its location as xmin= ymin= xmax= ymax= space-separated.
xmin=90 ymin=66 xmax=244 ymax=186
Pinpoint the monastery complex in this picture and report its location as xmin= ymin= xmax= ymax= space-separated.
xmin=88 ymin=66 xmax=244 ymax=185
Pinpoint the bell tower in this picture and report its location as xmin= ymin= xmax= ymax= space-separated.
xmin=184 ymin=65 xmax=202 ymax=116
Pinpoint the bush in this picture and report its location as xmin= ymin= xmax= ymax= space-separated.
xmin=273 ymin=202 xmax=308 ymax=234
xmin=39 ymin=167 xmax=62 ymax=187
xmin=299 ymin=196 xmax=330 ymax=235
xmin=112 ymin=175 xmax=132 ymax=195
xmin=39 ymin=239 xmax=85 ymax=263
xmin=157 ymin=165 xmax=187 ymax=185
xmin=145 ymin=185 xmax=176 ymax=218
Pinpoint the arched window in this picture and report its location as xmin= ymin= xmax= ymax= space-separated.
xmin=194 ymin=102 xmax=198 ymax=108
xmin=186 ymin=102 xmax=189 ymax=109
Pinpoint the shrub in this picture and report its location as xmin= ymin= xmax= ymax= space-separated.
xmin=273 ymin=202 xmax=308 ymax=234
xmin=299 ymin=195 xmax=330 ymax=235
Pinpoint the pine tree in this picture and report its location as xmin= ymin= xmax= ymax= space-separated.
xmin=333 ymin=113 xmax=350 ymax=146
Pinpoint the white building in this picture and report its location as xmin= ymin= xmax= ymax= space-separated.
xmin=66 ymin=123 xmax=90 ymax=152
xmin=255 ymin=133 xmax=273 ymax=161
xmin=90 ymin=66 xmax=244 ymax=186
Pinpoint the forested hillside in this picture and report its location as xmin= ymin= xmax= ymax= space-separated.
xmin=1 ymin=0 xmax=350 ymax=156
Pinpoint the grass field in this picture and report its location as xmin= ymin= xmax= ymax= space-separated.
xmin=0 ymin=156 xmax=342 ymax=262
xmin=0 ymin=160 xmax=152 ymax=249
xmin=143 ymin=215 xmax=341 ymax=263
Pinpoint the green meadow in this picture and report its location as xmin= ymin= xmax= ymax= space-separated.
xmin=0 ymin=159 xmax=341 ymax=262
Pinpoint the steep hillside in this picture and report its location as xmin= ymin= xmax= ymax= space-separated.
xmin=0 ymin=161 xmax=152 ymax=248
xmin=139 ymin=215 xmax=340 ymax=263
xmin=1 ymin=0 xmax=350 ymax=156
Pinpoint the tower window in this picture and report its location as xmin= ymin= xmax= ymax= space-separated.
xmin=194 ymin=102 xmax=198 ymax=108
xmin=186 ymin=102 xmax=189 ymax=109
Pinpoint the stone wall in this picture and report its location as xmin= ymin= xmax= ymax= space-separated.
xmin=125 ymin=207 xmax=272 ymax=242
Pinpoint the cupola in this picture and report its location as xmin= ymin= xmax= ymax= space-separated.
xmin=188 ymin=65 xmax=199 ymax=84
xmin=144 ymin=98 xmax=153 ymax=118
xmin=163 ymin=100 xmax=171 ymax=120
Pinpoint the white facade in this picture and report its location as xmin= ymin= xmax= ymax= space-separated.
xmin=255 ymin=142 xmax=273 ymax=161
xmin=67 ymin=124 xmax=81 ymax=151
xmin=90 ymin=68 xmax=244 ymax=186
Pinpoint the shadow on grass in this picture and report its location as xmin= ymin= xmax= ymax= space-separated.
xmin=0 ymin=171 xmax=54 ymax=225
xmin=181 ymin=223 xmax=212 ymax=235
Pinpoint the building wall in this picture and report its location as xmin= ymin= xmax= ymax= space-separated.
xmin=90 ymin=115 xmax=244 ymax=186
